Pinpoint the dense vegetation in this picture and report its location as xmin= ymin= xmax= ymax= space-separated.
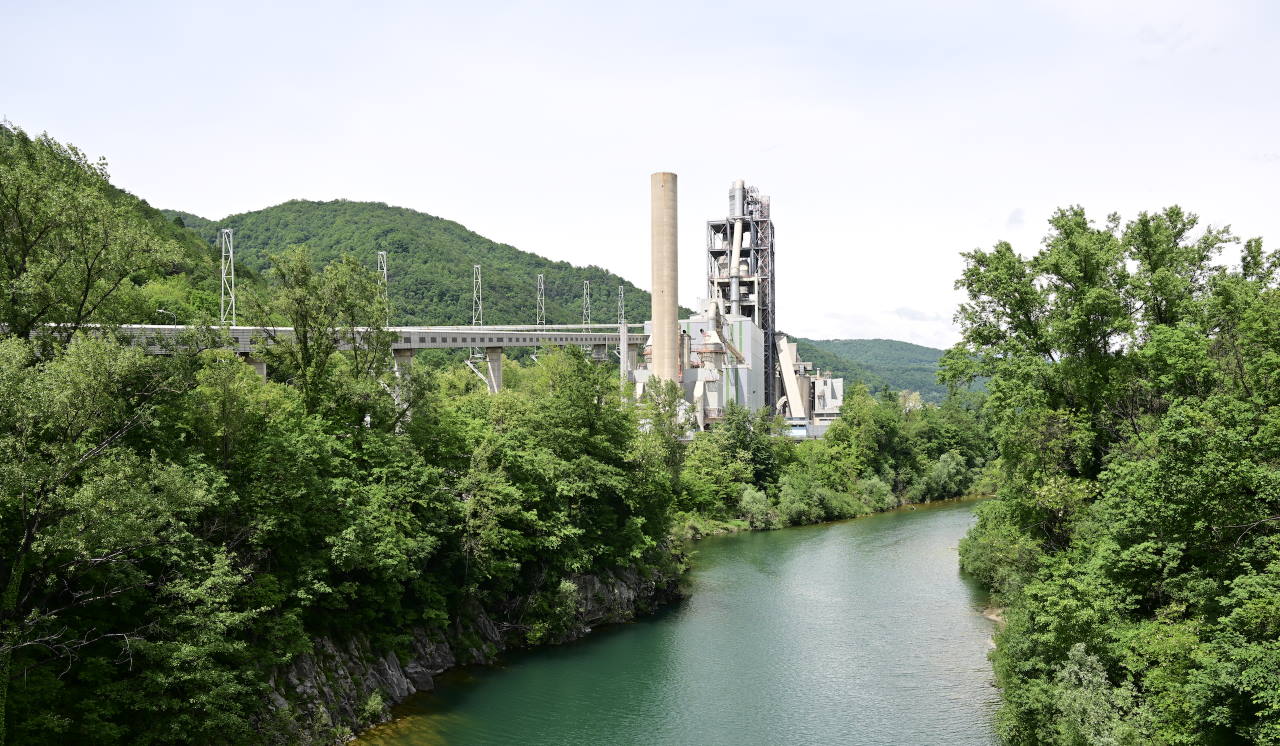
xmin=669 ymin=386 xmax=991 ymax=537
xmin=0 ymin=125 xmax=687 ymax=744
xmin=806 ymin=338 xmax=948 ymax=402
xmin=1 ymin=125 xmax=989 ymax=744
xmin=949 ymin=206 xmax=1280 ymax=743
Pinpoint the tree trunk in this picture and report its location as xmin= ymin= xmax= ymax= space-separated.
xmin=0 ymin=555 xmax=25 ymax=746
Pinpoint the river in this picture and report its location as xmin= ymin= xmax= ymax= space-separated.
xmin=357 ymin=498 xmax=999 ymax=745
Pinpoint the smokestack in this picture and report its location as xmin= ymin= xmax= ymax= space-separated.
xmin=650 ymin=172 xmax=679 ymax=384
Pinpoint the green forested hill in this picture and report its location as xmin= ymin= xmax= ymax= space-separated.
xmin=163 ymin=200 xmax=657 ymax=327
xmin=792 ymin=339 xmax=884 ymax=390
xmin=804 ymin=338 xmax=946 ymax=400
xmin=166 ymin=209 xmax=215 ymax=233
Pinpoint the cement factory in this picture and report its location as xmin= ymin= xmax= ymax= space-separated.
xmin=633 ymin=173 xmax=844 ymax=439
xmin=126 ymin=173 xmax=843 ymax=438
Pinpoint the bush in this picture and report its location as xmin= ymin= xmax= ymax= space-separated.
xmin=525 ymin=579 xmax=579 ymax=645
xmin=738 ymin=486 xmax=780 ymax=529
xmin=921 ymin=449 xmax=969 ymax=500
xmin=777 ymin=476 xmax=825 ymax=526
xmin=855 ymin=476 xmax=896 ymax=511
xmin=359 ymin=690 xmax=385 ymax=724
xmin=819 ymin=488 xmax=867 ymax=520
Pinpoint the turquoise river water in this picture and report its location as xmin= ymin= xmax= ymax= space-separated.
xmin=357 ymin=498 xmax=999 ymax=745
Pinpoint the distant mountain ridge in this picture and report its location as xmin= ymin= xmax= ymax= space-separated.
xmin=803 ymin=338 xmax=948 ymax=401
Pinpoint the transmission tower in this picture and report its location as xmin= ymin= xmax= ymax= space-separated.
xmin=219 ymin=228 xmax=236 ymax=325
xmin=581 ymin=280 xmax=591 ymax=331
xmin=617 ymin=285 xmax=625 ymax=323
xmin=536 ymin=274 xmax=546 ymax=325
xmin=471 ymin=265 xmax=483 ymax=358
xmin=377 ymin=251 xmax=389 ymax=325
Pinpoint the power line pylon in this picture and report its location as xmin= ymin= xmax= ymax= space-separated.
xmin=377 ymin=250 xmax=389 ymax=325
xmin=536 ymin=273 xmax=546 ymax=326
xmin=582 ymin=280 xmax=591 ymax=331
xmin=472 ymin=265 xmax=483 ymax=358
xmin=219 ymin=228 xmax=236 ymax=325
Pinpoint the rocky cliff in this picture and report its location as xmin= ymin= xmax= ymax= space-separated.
xmin=263 ymin=567 xmax=681 ymax=743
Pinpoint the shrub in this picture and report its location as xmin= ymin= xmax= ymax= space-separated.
xmin=819 ymin=487 xmax=867 ymax=520
xmin=738 ymin=486 xmax=780 ymax=529
xmin=855 ymin=476 xmax=896 ymax=511
xmin=777 ymin=477 xmax=825 ymax=526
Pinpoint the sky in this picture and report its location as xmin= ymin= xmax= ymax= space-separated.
xmin=4 ymin=0 xmax=1277 ymax=348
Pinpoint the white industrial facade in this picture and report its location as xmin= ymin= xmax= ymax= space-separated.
xmin=635 ymin=177 xmax=843 ymax=438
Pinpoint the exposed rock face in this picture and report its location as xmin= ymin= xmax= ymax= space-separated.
xmin=564 ymin=567 xmax=678 ymax=637
xmin=265 ymin=567 xmax=681 ymax=743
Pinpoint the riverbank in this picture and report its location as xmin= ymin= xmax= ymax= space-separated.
xmin=311 ymin=495 xmax=991 ymax=744
xmin=674 ymin=492 xmax=992 ymax=541
xmin=263 ymin=566 xmax=682 ymax=743
xmin=355 ymin=496 xmax=999 ymax=745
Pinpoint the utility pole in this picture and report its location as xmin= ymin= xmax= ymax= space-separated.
xmin=536 ymin=273 xmax=545 ymax=326
xmin=377 ymin=250 xmax=389 ymax=326
xmin=219 ymin=228 xmax=236 ymax=325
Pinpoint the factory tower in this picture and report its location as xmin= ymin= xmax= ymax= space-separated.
xmin=706 ymin=180 xmax=777 ymax=407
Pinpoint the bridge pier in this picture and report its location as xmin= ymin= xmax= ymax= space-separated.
xmin=485 ymin=347 xmax=503 ymax=393
xmin=592 ymin=343 xmax=607 ymax=362
xmin=239 ymin=352 xmax=267 ymax=380
xmin=393 ymin=347 xmax=414 ymax=377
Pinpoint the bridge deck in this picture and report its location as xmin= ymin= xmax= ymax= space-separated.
xmin=116 ymin=324 xmax=644 ymax=354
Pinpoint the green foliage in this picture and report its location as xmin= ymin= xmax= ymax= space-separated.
xmin=676 ymin=379 xmax=992 ymax=531
xmin=0 ymin=124 xmax=190 ymax=342
xmin=951 ymin=204 xmax=1280 ymax=743
xmin=0 ymin=129 xmax=688 ymax=743
xmin=738 ymin=486 xmax=780 ymax=529
xmin=802 ymin=338 xmax=952 ymax=402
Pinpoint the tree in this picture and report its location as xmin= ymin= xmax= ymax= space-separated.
xmin=951 ymin=205 xmax=1280 ymax=742
xmin=0 ymin=124 xmax=181 ymax=342
xmin=0 ymin=337 xmax=208 ymax=743
xmin=252 ymin=246 xmax=394 ymax=420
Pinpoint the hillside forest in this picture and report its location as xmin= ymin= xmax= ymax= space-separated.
xmin=0 ymin=125 xmax=989 ymax=743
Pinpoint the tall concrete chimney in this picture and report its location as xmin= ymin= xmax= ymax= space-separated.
xmin=650 ymin=172 xmax=679 ymax=384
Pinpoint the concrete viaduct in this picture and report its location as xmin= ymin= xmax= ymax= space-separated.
xmin=115 ymin=322 xmax=646 ymax=393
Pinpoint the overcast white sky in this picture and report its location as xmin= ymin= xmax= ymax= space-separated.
xmin=4 ymin=0 xmax=1276 ymax=347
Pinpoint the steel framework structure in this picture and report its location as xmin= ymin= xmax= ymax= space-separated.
xmin=219 ymin=228 xmax=236 ymax=325
xmin=471 ymin=265 xmax=483 ymax=358
xmin=706 ymin=183 xmax=777 ymax=407
xmin=377 ymin=250 xmax=389 ymax=325
xmin=536 ymin=274 xmax=546 ymax=325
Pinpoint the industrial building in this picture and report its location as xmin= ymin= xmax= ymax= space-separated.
xmin=634 ymin=174 xmax=843 ymax=438
xmin=131 ymin=173 xmax=841 ymax=438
